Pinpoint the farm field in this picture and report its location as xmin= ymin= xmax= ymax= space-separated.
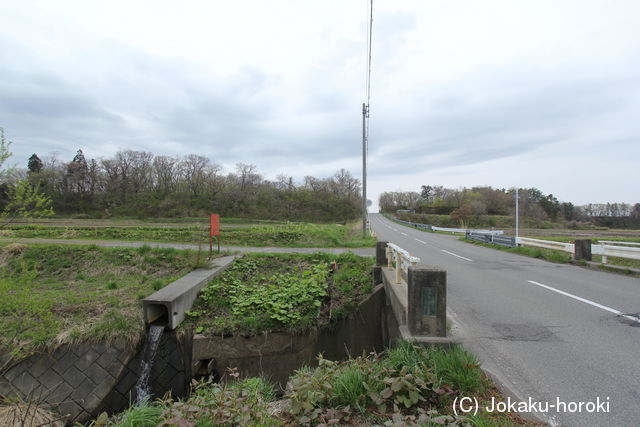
xmin=0 ymin=221 xmax=376 ymax=248
xmin=5 ymin=216 xmax=286 ymax=228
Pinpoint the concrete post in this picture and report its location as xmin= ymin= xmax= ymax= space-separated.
xmin=376 ymin=241 xmax=388 ymax=266
xmin=574 ymin=239 xmax=592 ymax=261
xmin=386 ymin=247 xmax=392 ymax=269
xmin=395 ymin=252 xmax=401 ymax=284
xmin=407 ymin=266 xmax=446 ymax=337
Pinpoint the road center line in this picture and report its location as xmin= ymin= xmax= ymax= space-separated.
xmin=441 ymin=249 xmax=473 ymax=262
xmin=401 ymin=232 xmax=408 ymax=236
xmin=527 ymin=280 xmax=640 ymax=323
xmin=414 ymin=238 xmax=426 ymax=244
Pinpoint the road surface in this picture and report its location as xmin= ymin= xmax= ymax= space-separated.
xmin=370 ymin=213 xmax=640 ymax=426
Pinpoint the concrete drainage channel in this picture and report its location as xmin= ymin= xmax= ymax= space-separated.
xmin=0 ymin=256 xmax=236 ymax=424
xmin=0 ymin=254 xmax=391 ymax=425
xmin=142 ymin=255 xmax=237 ymax=329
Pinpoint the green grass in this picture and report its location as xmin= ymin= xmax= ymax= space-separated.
xmin=183 ymin=253 xmax=375 ymax=336
xmin=0 ymin=222 xmax=376 ymax=248
xmin=0 ymin=244 xmax=214 ymax=361
xmin=428 ymin=345 xmax=484 ymax=394
xmin=100 ymin=342 xmax=532 ymax=426
xmin=110 ymin=403 xmax=163 ymax=427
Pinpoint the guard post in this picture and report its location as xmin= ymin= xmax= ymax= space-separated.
xmin=373 ymin=241 xmax=388 ymax=284
xmin=574 ymin=239 xmax=592 ymax=261
xmin=408 ymin=266 xmax=447 ymax=337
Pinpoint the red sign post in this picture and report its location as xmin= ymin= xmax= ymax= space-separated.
xmin=209 ymin=214 xmax=220 ymax=254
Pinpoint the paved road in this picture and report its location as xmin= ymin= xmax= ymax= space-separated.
xmin=1 ymin=237 xmax=375 ymax=256
xmin=370 ymin=213 xmax=640 ymax=427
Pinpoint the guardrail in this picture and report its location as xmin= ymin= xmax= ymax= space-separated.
xmin=593 ymin=241 xmax=640 ymax=264
xmin=598 ymin=240 xmax=640 ymax=247
xmin=516 ymin=237 xmax=575 ymax=253
xmin=389 ymin=216 xmax=504 ymax=235
xmin=386 ymin=243 xmax=421 ymax=284
xmin=465 ymin=231 xmax=640 ymax=266
xmin=466 ymin=231 xmax=516 ymax=247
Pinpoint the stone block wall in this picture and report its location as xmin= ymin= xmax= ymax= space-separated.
xmin=0 ymin=331 xmax=189 ymax=425
xmin=0 ymin=340 xmax=138 ymax=423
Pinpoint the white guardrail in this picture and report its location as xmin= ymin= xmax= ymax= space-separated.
xmin=593 ymin=241 xmax=640 ymax=264
xmin=516 ymin=237 xmax=574 ymax=253
xmin=389 ymin=216 xmax=504 ymax=235
xmin=516 ymin=237 xmax=640 ymax=264
xmin=386 ymin=243 xmax=420 ymax=284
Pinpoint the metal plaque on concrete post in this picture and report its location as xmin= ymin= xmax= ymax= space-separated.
xmin=408 ymin=266 xmax=446 ymax=337
xmin=574 ymin=239 xmax=592 ymax=261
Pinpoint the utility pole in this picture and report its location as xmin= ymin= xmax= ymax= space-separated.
xmin=362 ymin=102 xmax=369 ymax=236
xmin=362 ymin=0 xmax=373 ymax=237
xmin=515 ymin=188 xmax=520 ymax=244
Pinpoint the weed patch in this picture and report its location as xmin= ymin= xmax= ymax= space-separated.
xmin=184 ymin=253 xmax=374 ymax=336
xmin=103 ymin=342 xmax=534 ymax=426
xmin=0 ymin=244 xmax=212 ymax=361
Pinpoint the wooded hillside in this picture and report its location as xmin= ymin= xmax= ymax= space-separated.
xmin=4 ymin=150 xmax=363 ymax=222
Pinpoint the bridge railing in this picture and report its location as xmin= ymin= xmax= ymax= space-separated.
xmin=469 ymin=233 xmax=640 ymax=265
xmin=593 ymin=241 xmax=640 ymax=264
xmin=516 ymin=237 xmax=575 ymax=253
xmin=386 ymin=242 xmax=420 ymax=284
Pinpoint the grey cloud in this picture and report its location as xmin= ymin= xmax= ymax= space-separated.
xmin=369 ymin=60 xmax=640 ymax=177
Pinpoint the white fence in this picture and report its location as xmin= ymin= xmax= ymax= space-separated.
xmin=515 ymin=237 xmax=640 ymax=264
xmin=386 ymin=243 xmax=420 ymax=284
xmin=516 ymin=237 xmax=574 ymax=253
xmin=593 ymin=241 xmax=640 ymax=264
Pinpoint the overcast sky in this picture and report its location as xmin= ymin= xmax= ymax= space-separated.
xmin=1 ymin=0 xmax=638 ymax=210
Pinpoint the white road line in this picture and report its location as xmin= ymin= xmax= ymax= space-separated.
xmin=414 ymin=238 xmax=426 ymax=244
xmin=441 ymin=249 xmax=473 ymax=262
xmin=393 ymin=228 xmax=398 ymax=232
xmin=401 ymin=232 xmax=408 ymax=236
xmin=527 ymin=280 xmax=640 ymax=324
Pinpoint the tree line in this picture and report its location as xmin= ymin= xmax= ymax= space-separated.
xmin=379 ymin=185 xmax=640 ymax=227
xmin=4 ymin=148 xmax=364 ymax=222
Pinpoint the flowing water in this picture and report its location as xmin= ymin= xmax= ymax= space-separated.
xmin=134 ymin=324 xmax=165 ymax=403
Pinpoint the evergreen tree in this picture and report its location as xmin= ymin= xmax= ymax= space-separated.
xmin=67 ymin=149 xmax=89 ymax=193
xmin=27 ymin=153 xmax=43 ymax=174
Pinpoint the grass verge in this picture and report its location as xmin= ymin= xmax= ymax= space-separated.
xmin=0 ymin=244 xmax=219 ymax=362
xmin=101 ymin=342 xmax=538 ymax=426
xmin=0 ymin=222 xmax=376 ymax=248
xmin=182 ymin=253 xmax=375 ymax=336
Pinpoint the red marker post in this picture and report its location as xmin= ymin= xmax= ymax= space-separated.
xmin=209 ymin=213 xmax=220 ymax=254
